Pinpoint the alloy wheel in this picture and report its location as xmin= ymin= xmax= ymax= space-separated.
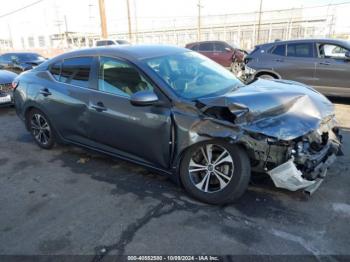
xmin=188 ymin=144 xmax=234 ymax=193
xmin=31 ymin=113 xmax=51 ymax=145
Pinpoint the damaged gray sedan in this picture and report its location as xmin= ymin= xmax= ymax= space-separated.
xmin=13 ymin=45 xmax=342 ymax=204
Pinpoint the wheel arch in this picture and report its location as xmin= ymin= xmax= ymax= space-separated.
xmin=254 ymin=70 xmax=281 ymax=79
xmin=173 ymin=137 xmax=250 ymax=185
xmin=23 ymin=104 xmax=64 ymax=143
xmin=23 ymin=103 xmax=49 ymax=130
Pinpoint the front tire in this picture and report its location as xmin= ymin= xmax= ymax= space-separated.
xmin=27 ymin=109 xmax=55 ymax=149
xmin=180 ymin=140 xmax=251 ymax=204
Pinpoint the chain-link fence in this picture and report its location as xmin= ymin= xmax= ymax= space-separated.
xmin=1 ymin=2 xmax=349 ymax=55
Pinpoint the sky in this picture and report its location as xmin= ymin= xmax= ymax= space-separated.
xmin=0 ymin=0 xmax=348 ymax=38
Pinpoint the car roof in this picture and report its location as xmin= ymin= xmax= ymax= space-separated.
xmin=0 ymin=52 xmax=40 ymax=56
xmin=261 ymin=38 xmax=350 ymax=47
xmin=50 ymin=44 xmax=188 ymax=62
xmin=186 ymin=40 xmax=227 ymax=46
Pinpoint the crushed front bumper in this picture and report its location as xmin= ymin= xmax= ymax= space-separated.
xmin=267 ymin=134 xmax=341 ymax=194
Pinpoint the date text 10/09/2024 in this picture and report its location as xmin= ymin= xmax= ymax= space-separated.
xmin=127 ymin=256 xmax=220 ymax=261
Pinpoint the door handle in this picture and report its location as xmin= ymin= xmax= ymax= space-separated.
xmin=319 ymin=61 xmax=331 ymax=65
xmin=40 ymin=88 xmax=52 ymax=96
xmin=91 ymin=102 xmax=107 ymax=112
xmin=275 ymin=59 xmax=284 ymax=62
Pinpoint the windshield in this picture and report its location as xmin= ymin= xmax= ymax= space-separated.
xmin=144 ymin=51 xmax=242 ymax=99
xmin=17 ymin=53 xmax=45 ymax=62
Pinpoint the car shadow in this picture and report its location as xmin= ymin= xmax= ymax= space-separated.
xmin=328 ymin=96 xmax=350 ymax=105
xmin=49 ymin=143 xmax=302 ymax=210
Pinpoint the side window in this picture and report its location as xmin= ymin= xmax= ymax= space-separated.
xmin=97 ymin=41 xmax=108 ymax=46
xmin=49 ymin=61 xmax=61 ymax=81
xmin=287 ymin=43 xmax=314 ymax=58
xmin=271 ymin=44 xmax=286 ymax=56
xmin=214 ymin=43 xmax=226 ymax=52
xmin=318 ymin=43 xmax=349 ymax=58
xmin=60 ymin=57 xmax=92 ymax=88
xmin=199 ymin=43 xmax=214 ymax=52
xmin=98 ymin=56 xmax=154 ymax=97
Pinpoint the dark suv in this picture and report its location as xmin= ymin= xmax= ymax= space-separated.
xmin=244 ymin=39 xmax=350 ymax=97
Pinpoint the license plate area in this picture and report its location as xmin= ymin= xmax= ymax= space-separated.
xmin=0 ymin=94 xmax=12 ymax=104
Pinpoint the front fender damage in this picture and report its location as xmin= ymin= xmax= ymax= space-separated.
xmin=173 ymin=86 xmax=342 ymax=194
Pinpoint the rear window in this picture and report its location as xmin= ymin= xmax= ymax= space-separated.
xmin=271 ymin=44 xmax=286 ymax=56
xmin=287 ymin=43 xmax=314 ymax=58
xmin=17 ymin=53 xmax=45 ymax=62
xmin=199 ymin=43 xmax=214 ymax=52
xmin=188 ymin=44 xmax=199 ymax=51
xmin=96 ymin=40 xmax=114 ymax=46
xmin=59 ymin=57 xmax=93 ymax=88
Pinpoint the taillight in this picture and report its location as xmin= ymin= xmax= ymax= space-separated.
xmin=12 ymin=80 xmax=19 ymax=89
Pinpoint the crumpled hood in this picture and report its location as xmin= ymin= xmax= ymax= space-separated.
xmin=198 ymin=79 xmax=335 ymax=140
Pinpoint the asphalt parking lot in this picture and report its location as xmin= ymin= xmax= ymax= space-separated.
xmin=0 ymin=100 xmax=349 ymax=257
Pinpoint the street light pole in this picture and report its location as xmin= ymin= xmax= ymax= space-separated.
xmin=197 ymin=0 xmax=202 ymax=41
xmin=256 ymin=0 xmax=263 ymax=45
xmin=98 ymin=0 xmax=108 ymax=39
xmin=126 ymin=0 xmax=132 ymax=41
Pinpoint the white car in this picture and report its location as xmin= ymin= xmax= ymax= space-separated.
xmin=95 ymin=39 xmax=130 ymax=47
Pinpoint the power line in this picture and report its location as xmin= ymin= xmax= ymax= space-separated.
xmin=0 ymin=0 xmax=45 ymax=19
xmin=108 ymin=0 xmax=350 ymax=21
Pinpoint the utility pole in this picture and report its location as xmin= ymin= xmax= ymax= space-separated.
xmin=256 ymin=0 xmax=263 ymax=45
xmin=133 ymin=0 xmax=138 ymax=43
xmin=126 ymin=0 xmax=132 ymax=42
xmin=197 ymin=0 xmax=203 ymax=41
xmin=98 ymin=0 xmax=108 ymax=39
xmin=64 ymin=15 xmax=69 ymax=48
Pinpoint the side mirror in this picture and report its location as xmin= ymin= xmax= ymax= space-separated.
xmin=11 ymin=57 xmax=18 ymax=64
xmin=130 ymin=90 xmax=159 ymax=106
xmin=225 ymin=47 xmax=232 ymax=52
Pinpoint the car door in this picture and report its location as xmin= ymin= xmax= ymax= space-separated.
xmin=314 ymin=42 xmax=350 ymax=96
xmin=44 ymin=57 xmax=93 ymax=144
xmin=88 ymin=56 xmax=172 ymax=168
xmin=213 ymin=42 xmax=233 ymax=67
xmin=271 ymin=42 xmax=317 ymax=85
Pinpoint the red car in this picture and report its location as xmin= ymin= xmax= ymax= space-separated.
xmin=185 ymin=41 xmax=246 ymax=73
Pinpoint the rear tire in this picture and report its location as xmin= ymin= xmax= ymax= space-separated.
xmin=180 ymin=140 xmax=251 ymax=204
xmin=27 ymin=109 xmax=55 ymax=149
